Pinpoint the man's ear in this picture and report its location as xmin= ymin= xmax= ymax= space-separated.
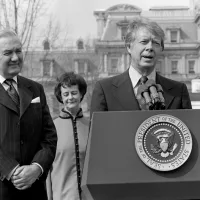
xmin=126 ymin=44 xmax=131 ymax=54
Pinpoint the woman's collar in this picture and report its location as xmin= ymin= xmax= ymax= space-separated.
xmin=59 ymin=108 xmax=83 ymax=119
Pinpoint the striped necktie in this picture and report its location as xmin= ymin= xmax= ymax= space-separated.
xmin=5 ymin=79 xmax=20 ymax=108
xmin=137 ymin=76 xmax=150 ymax=110
xmin=139 ymin=76 xmax=148 ymax=85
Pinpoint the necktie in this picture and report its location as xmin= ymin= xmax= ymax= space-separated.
xmin=139 ymin=76 xmax=148 ymax=85
xmin=137 ymin=76 xmax=151 ymax=110
xmin=5 ymin=79 xmax=20 ymax=108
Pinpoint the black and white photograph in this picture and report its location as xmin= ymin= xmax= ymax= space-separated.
xmin=0 ymin=0 xmax=200 ymax=199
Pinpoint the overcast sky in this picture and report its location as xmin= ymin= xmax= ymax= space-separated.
xmin=47 ymin=0 xmax=190 ymax=44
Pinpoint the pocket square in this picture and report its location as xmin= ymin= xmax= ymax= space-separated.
xmin=31 ymin=97 xmax=40 ymax=103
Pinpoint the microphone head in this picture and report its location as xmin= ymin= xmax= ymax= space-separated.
xmin=148 ymin=102 xmax=154 ymax=110
xmin=145 ymin=79 xmax=156 ymax=88
xmin=137 ymin=84 xmax=148 ymax=96
xmin=160 ymin=103 xmax=166 ymax=110
xmin=156 ymin=84 xmax=164 ymax=93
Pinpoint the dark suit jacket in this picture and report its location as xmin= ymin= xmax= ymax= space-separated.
xmin=0 ymin=75 xmax=57 ymax=200
xmin=90 ymin=70 xmax=192 ymax=116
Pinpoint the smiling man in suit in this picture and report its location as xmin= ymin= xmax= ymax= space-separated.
xmin=0 ymin=30 xmax=57 ymax=200
xmin=90 ymin=17 xmax=192 ymax=115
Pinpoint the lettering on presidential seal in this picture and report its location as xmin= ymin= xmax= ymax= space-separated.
xmin=135 ymin=114 xmax=192 ymax=171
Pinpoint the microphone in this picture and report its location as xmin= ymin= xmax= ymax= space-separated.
xmin=145 ymin=79 xmax=166 ymax=110
xmin=137 ymin=84 xmax=154 ymax=110
xmin=145 ymin=80 xmax=160 ymax=109
xmin=156 ymin=84 xmax=166 ymax=110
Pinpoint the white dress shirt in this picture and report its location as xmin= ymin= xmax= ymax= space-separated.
xmin=0 ymin=75 xmax=19 ymax=93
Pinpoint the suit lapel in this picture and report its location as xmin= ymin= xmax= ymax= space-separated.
xmin=0 ymin=83 xmax=19 ymax=114
xmin=111 ymin=72 xmax=175 ymax=110
xmin=17 ymin=76 xmax=33 ymax=118
xmin=156 ymin=73 xmax=174 ymax=109
xmin=112 ymin=70 xmax=140 ymax=110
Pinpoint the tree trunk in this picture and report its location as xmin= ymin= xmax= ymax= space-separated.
xmin=13 ymin=0 xmax=18 ymax=34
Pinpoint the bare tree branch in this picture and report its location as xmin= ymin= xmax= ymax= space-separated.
xmin=20 ymin=0 xmax=31 ymax=39
xmin=1 ymin=0 xmax=10 ymax=28
xmin=42 ymin=15 xmax=70 ymax=49
xmin=17 ymin=0 xmax=21 ymax=8
xmin=13 ymin=0 xmax=18 ymax=33
xmin=0 ymin=0 xmax=49 ymax=59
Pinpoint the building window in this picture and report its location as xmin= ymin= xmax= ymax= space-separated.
xmin=87 ymin=63 xmax=92 ymax=73
xmin=171 ymin=60 xmax=178 ymax=74
xmin=188 ymin=60 xmax=195 ymax=74
xmin=110 ymin=58 xmax=119 ymax=73
xmin=155 ymin=61 xmax=162 ymax=74
xmin=43 ymin=60 xmax=51 ymax=76
xmin=121 ymin=26 xmax=127 ymax=41
xmin=167 ymin=27 xmax=181 ymax=43
xmin=117 ymin=18 xmax=129 ymax=41
xmin=78 ymin=61 xmax=85 ymax=74
xmin=170 ymin=31 xmax=178 ymax=43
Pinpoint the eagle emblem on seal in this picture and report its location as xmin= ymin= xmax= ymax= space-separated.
xmin=135 ymin=114 xmax=192 ymax=171
xmin=150 ymin=128 xmax=178 ymax=158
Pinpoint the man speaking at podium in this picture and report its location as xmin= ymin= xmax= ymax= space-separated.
xmin=90 ymin=17 xmax=192 ymax=115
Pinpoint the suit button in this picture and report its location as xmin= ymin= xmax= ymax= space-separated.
xmin=20 ymin=140 xmax=24 ymax=145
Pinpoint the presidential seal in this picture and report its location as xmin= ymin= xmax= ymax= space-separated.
xmin=135 ymin=114 xmax=192 ymax=171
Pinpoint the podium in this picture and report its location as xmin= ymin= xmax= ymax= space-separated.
xmin=82 ymin=109 xmax=200 ymax=200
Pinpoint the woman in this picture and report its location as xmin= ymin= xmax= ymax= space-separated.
xmin=47 ymin=72 xmax=89 ymax=200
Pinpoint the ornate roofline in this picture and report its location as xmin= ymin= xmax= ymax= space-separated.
xmin=106 ymin=4 xmax=142 ymax=13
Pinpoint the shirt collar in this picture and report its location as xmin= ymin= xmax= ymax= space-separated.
xmin=0 ymin=75 xmax=18 ymax=84
xmin=128 ymin=66 xmax=156 ymax=88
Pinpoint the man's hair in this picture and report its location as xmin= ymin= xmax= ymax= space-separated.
xmin=0 ymin=29 xmax=18 ymax=40
xmin=125 ymin=17 xmax=165 ymax=51
xmin=54 ymin=71 xmax=87 ymax=104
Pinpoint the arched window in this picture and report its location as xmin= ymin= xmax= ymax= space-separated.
xmin=43 ymin=39 xmax=50 ymax=50
xmin=77 ymin=40 xmax=84 ymax=49
xmin=117 ymin=17 xmax=129 ymax=41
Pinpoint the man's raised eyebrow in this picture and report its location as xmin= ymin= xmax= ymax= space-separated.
xmin=2 ymin=49 xmax=13 ymax=53
xmin=3 ymin=47 xmax=22 ymax=51
xmin=153 ymin=38 xmax=161 ymax=42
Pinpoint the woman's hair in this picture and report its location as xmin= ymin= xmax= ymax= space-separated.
xmin=54 ymin=71 xmax=87 ymax=103
xmin=125 ymin=17 xmax=165 ymax=51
